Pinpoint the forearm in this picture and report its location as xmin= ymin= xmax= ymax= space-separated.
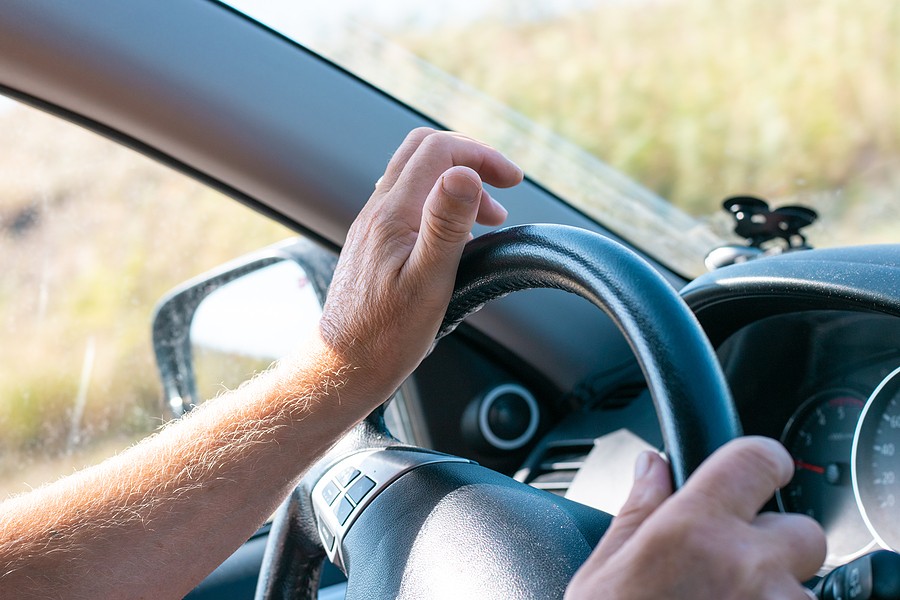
xmin=0 ymin=331 xmax=377 ymax=599
xmin=0 ymin=128 xmax=523 ymax=599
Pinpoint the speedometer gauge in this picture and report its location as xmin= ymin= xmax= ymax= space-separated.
xmin=777 ymin=389 xmax=876 ymax=566
xmin=853 ymin=366 xmax=900 ymax=551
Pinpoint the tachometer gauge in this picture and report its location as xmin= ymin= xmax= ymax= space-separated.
xmin=852 ymin=366 xmax=900 ymax=551
xmin=777 ymin=390 xmax=876 ymax=566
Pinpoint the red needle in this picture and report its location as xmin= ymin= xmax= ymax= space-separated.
xmin=794 ymin=459 xmax=825 ymax=474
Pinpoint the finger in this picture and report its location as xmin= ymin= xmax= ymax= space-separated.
xmin=583 ymin=452 xmax=673 ymax=567
xmin=475 ymin=189 xmax=508 ymax=226
xmin=407 ymin=166 xmax=484 ymax=284
xmin=679 ymin=436 xmax=794 ymax=523
xmin=392 ymin=132 xmax=522 ymax=215
xmin=377 ymin=127 xmax=437 ymax=192
xmin=754 ymin=512 xmax=827 ymax=581
xmin=760 ymin=577 xmax=820 ymax=600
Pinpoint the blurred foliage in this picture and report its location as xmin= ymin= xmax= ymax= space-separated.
xmin=2 ymin=0 xmax=899 ymax=496
xmin=400 ymin=0 xmax=900 ymax=248
xmin=0 ymin=102 xmax=294 ymax=496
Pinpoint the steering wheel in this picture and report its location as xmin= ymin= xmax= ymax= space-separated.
xmin=255 ymin=224 xmax=741 ymax=600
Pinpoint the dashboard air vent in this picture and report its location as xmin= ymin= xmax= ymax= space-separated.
xmin=514 ymin=443 xmax=592 ymax=497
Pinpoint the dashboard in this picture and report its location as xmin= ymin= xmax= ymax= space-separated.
xmin=681 ymin=243 xmax=900 ymax=572
xmin=179 ymin=242 xmax=900 ymax=596
xmin=409 ymin=243 xmax=900 ymax=577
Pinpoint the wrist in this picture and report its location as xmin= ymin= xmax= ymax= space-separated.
xmin=316 ymin=315 xmax=412 ymax=400
xmin=273 ymin=327 xmax=393 ymax=419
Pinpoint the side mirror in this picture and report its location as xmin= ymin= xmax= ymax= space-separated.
xmin=151 ymin=238 xmax=337 ymax=418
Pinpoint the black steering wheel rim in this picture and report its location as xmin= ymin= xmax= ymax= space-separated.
xmin=439 ymin=224 xmax=741 ymax=486
xmin=256 ymin=223 xmax=742 ymax=600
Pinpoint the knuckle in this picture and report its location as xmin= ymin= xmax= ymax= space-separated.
xmin=617 ymin=484 xmax=661 ymax=521
xmin=406 ymin=127 xmax=436 ymax=144
xmin=652 ymin=514 xmax=696 ymax=550
xmin=791 ymin=512 xmax=825 ymax=537
xmin=419 ymin=130 xmax=461 ymax=156
xmin=679 ymin=480 xmax=731 ymax=519
xmin=730 ymin=437 xmax=792 ymax=488
xmin=424 ymin=208 xmax=471 ymax=244
xmin=789 ymin=514 xmax=828 ymax=562
xmin=418 ymin=131 xmax=446 ymax=152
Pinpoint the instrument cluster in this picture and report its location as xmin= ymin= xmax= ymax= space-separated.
xmin=717 ymin=311 xmax=900 ymax=572
xmin=777 ymin=373 xmax=900 ymax=569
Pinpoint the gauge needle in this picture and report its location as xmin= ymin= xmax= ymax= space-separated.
xmin=794 ymin=459 xmax=826 ymax=474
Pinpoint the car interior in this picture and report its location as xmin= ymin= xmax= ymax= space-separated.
xmin=2 ymin=1 xmax=899 ymax=599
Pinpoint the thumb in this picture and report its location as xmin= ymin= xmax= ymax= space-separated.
xmin=586 ymin=452 xmax=673 ymax=566
xmin=410 ymin=166 xmax=483 ymax=276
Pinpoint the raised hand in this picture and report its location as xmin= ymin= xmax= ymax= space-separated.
xmin=319 ymin=128 xmax=523 ymax=401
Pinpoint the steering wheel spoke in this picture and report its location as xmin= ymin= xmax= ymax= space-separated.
xmin=312 ymin=449 xmax=473 ymax=571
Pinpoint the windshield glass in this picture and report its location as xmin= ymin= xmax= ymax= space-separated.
xmin=223 ymin=0 xmax=899 ymax=277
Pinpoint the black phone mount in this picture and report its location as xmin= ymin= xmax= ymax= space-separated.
xmin=704 ymin=196 xmax=818 ymax=270
xmin=724 ymin=195 xmax=818 ymax=250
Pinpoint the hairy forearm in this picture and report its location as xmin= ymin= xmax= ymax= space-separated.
xmin=0 ymin=332 xmax=374 ymax=599
xmin=0 ymin=128 xmax=524 ymax=599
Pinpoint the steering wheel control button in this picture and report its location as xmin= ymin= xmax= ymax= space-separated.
xmin=336 ymin=466 xmax=360 ymax=488
xmin=812 ymin=550 xmax=900 ymax=600
xmin=346 ymin=475 xmax=376 ymax=505
xmin=335 ymin=497 xmax=354 ymax=525
xmin=321 ymin=481 xmax=340 ymax=506
xmin=311 ymin=448 xmax=473 ymax=572
xmin=319 ymin=522 xmax=336 ymax=552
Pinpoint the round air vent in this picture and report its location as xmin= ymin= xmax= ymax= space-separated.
xmin=476 ymin=383 xmax=540 ymax=451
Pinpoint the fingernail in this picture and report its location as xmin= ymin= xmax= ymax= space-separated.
xmin=441 ymin=173 xmax=480 ymax=201
xmin=634 ymin=451 xmax=654 ymax=480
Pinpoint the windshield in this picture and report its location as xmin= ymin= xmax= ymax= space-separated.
xmin=223 ymin=0 xmax=899 ymax=277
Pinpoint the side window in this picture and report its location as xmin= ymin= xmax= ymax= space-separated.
xmin=0 ymin=98 xmax=296 ymax=498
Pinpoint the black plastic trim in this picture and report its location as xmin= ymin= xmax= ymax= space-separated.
xmin=682 ymin=245 xmax=900 ymax=346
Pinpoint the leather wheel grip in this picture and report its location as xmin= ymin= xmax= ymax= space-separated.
xmin=256 ymin=223 xmax=742 ymax=600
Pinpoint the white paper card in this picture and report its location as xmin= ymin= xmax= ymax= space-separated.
xmin=565 ymin=428 xmax=658 ymax=515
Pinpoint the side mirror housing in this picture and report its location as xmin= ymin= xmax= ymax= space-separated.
xmin=151 ymin=238 xmax=337 ymax=418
